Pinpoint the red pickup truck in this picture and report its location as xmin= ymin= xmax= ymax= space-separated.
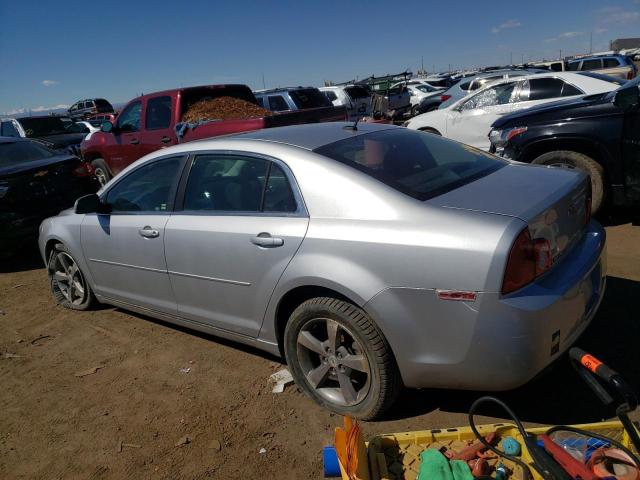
xmin=81 ymin=84 xmax=347 ymax=185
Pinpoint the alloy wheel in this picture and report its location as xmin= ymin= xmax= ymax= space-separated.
xmin=94 ymin=167 xmax=108 ymax=187
xmin=296 ymin=317 xmax=371 ymax=406
xmin=51 ymin=252 xmax=86 ymax=306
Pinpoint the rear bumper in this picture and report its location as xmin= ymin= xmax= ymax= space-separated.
xmin=365 ymin=220 xmax=607 ymax=390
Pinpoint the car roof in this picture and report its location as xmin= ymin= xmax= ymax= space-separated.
xmin=225 ymin=121 xmax=399 ymax=150
xmin=254 ymin=87 xmax=318 ymax=94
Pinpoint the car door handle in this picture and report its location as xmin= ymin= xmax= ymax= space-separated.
xmin=130 ymin=138 xmax=139 ymax=145
xmin=138 ymin=226 xmax=159 ymax=238
xmin=251 ymin=233 xmax=284 ymax=248
xmin=161 ymin=136 xmax=171 ymax=144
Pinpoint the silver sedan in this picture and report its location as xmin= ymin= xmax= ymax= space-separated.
xmin=39 ymin=122 xmax=606 ymax=419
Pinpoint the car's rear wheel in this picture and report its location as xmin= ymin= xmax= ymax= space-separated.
xmin=91 ymin=158 xmax=111 ymax=187
xmin=532 ymin=150 xmax=605 ymax=214
xmin=48 ymin=243 xmax=94 ymax=310
xmin=411 ymin=105 xmax=421 ymax=117
xmin=284 ymin=297 xmax=401 ymax=420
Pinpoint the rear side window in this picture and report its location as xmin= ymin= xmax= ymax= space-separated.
xmin=315 ymin=129 xmax=505 ymax=201
xmin=567 ymin=61 xmax=580 ymax=71
xmin=255 ymin=97 xmax=265 ymax=108
xmin=523 ymin=78 xmax=566 ymax=100
xmin=106 ymin=156 xmax=182 ymax=212
xmin=145 ymin=96 xmax=172 ymax=130
xmin=581 ymin=59 xmax=603 ymax=71
xmin=85 ymin=100 xmax=95 ymax=108
xmin=324 ymin=91 xmax=338 ymax=101
xmin=603 ymin=58 xmax=621 ymax=68
xmin=182 ymin=155 xmax=297 ymax=213
xmin=268 ymin=96 xmax=290 ymax=112
xmin=289 ymin=88 xmax=332 ymax=109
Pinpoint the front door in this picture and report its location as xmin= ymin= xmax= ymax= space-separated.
xmin=81 ymin=155 xmax=184 ymax=313
xmin=140 ymin=95 xmax=176 ymax=157
xmin=165 ymin=153 xmax=308 ymax=337
xmin=107 ymin=101 xmax=143 ymax=175
xmin=621 ymin=100 xmax=640 ymax=204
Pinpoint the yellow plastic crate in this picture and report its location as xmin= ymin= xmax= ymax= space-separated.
xmin=359 ymin=420 xmax=638 ymax=480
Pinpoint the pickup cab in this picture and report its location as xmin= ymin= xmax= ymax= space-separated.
xmin=81 ymin=84 xmax=347 ymax=185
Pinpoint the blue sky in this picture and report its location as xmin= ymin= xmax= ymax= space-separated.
xmin=1 ymin=0 xmax=639 ymax=115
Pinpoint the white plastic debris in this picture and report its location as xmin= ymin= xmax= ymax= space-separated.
xmin=268 ymin=368 xmax=293 ymax=393
xmin=179 ymin=367 xmax=191 ymax=374
xmin=259 ymin=447 xmax=267 ymax=454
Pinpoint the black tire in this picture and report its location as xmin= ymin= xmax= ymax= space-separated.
xmin=419 ymin=127 xmax=442 ymax=136
xmin=411 ymin=105 xmax=420 ymax=117
xmin=284 ymin=297 xmax=402 ymax=420
xmin=91 ymin=158 xmax=111 ymax=187
xmin=532 ymin=150 xmax=605 ymax=214
xmin=47 ymin=243 xmax=95 ymax=311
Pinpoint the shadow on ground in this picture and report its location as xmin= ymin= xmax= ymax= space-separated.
xmin=598 ymin=207 xmax=640 ymax=227
xmin=386 ymin=275 xmax=640 ymax=425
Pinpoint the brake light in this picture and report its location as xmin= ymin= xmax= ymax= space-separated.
xmin=440 ymin=94 xmax=451 ymax=102
xmin=73 ymin=162 xmax=94 ymax=177
xmin=502 ymin=228 xmax=554 ymax=294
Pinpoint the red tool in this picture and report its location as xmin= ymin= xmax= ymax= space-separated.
xmin=538 ymin=434 xmax=599 ymax=480
xmin=447 ymin=433 xmax=498 ymax=461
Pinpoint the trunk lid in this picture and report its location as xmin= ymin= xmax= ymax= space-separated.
xmin=427 ymin=162 xmax=590 ymax=261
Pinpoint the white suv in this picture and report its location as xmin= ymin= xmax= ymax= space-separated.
xmin=320 ymin=85 xmax=372 ymax=120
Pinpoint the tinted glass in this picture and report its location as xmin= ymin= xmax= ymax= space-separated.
xmin=145 ymin=96 xmax=172 ymax=130
xmin=289 ymin=88 xmax=332 ymax=109
xmin=603 ymin=58 xmax=620 ymax=68
xmin=268 ymin=96 xmax=290 ymax=112
xmin=117 ymin=101 xmax=142 ymax=132
xmin=527 ymin=78 xmax=565 ymax=100
xmin=550 ymin=62 xmax=564 ymax=72
xmin=470 ymin=75 xmax=503 ymax=91
xmin=577 ymin=71 xmax=626 ymax=85
xmin=94 ymin=99 xmax=113 ymax=111
xmin=183 ymin=155 xmax=268 ymax=212
xmin=315 ymin=129 xmax=505 ymax=201
xmin=561 ymin=82 xmax=583 ymax=96
xmin=324 ymin=91 xmax=338 ymax=101
xmin=263 ymin=164 xmax=297 ymax=212
xmin=581 ymin=59 xmax=602 ymax=71
xmin=255 ymin=97 xmax=265 ymax=108
xmin=85 ymin=100 xmax=95 ymax=108
xmin=344 ymin=86 xmax=370 ymax=99
xmin=568 ymin=61 xmax=580 ymax=71
xmin=106 ymin=156 xmax=181 ymax=212
xmin=461 ymin=82 xmax=518 ymax=110
xmin=1 ymin=121 xmax=20 ymax=137
xmin=0 ymin=141 xmax=55 ymax=167
xmin=18 ymin=116 xmax=75 ymax=137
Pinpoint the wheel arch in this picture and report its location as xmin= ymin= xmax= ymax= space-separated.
xmin=519 ymin=136 xmax=613 ymax=173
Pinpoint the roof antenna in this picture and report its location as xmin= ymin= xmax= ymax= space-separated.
xmin=343 ymin=115 xmax=361 ymax=131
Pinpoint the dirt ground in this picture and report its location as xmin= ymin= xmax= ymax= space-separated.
xmin=1 ymin=213 xmax=640 ymax=480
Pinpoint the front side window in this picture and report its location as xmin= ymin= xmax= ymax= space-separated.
xmin=117 ymin=101 xmax=142 ymax=132
xmin=604 ymin=58 xmax=621 ymax=68
xmin=324 ymin=91 xmax=338 ymax=102
xmin=268 ymin=95 xmax=290 ymax=112
xmin=145 ymin=96 xmax=172 ymax=130
xmin=183 ymin=155 xmax=297 ymax=213
xmin=461 ymin=82 xmax=518 ymax=110
xmin=106 ymin=156 xmax=182 ymax=213
xmin=315 ymin=129 xmax=505 ymax=201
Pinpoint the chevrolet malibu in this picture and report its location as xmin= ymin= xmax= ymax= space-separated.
xmin=39 ymin=122 xmax=606 ymax=419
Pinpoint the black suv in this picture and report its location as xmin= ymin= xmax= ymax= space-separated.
xmin=489 ymin=76 xmax=640 ymax=213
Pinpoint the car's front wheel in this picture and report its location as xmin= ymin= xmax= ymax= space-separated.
xmin=91 ymin=158 xmax=111 ymax=187
xmin=48 ymin=243 xmax=95 ymax=310
xmin=284 ymin=297 xmax=401 ymax=420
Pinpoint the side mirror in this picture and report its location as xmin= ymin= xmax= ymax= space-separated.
xmin=75 ymin=194 xmax=111 ymax=214
xmin=101 ymin=121 xmax=114 ymax=133
xmin=614 ymin=87 xmax=640 ymax=109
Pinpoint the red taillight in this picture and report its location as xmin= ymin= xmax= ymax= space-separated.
xmin=440 ymin=94 xmax=451 ymax=102
xmin=502 ymin=228 xmax=554 ymax=294
xmin=73 ymin=162 xmax=94 ymax=177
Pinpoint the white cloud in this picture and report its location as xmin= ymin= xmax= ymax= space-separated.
xmin=41 ymin=80 xmax=58 ymax=87
xmin=1 ymin=104 xmax=69 ymax=116
xmin=558 ymin=31 xmax=584 ymax=38
xmin=491 ymin=19 xmax=521 ymax=34
xmin=594 ymin=27 xmax=608 ymax=34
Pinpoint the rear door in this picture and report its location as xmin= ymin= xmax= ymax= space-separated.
xmin=140 ymin=95 xmax=176 ymax=157
xmin=81 ymin=155 xmax=184 ymax=313
xmin=164 ymin=152 xmax=308 ymax=337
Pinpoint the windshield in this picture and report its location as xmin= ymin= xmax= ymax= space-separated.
xmin=314 ymin=129 xmax=506 ymax=201
xmin=0 ymin=141 xmax=55 ymax=167
xmin=18 ymin=117 xmax=85 ymax=137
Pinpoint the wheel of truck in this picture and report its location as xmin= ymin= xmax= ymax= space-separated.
xmin=48 ymin=243 xmax=95 ymax=311
xmin=284 ymin=297 xmax=402 ymax=420
xmin=419 ymin=127 xmax=442 ymax=136
xmin=91 ymin=158 xmax=111 ymax=187
xmin=532 ymin=150 xmax=605 ymax=214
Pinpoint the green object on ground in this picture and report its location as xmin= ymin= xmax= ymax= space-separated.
xmin=417 ymin=449 xmax=454 ymax=480
xmin=450 ymin=460 xmax=474 ymax=480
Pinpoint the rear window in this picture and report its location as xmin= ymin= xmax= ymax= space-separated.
xmin=344 ymin=86 xmax=370 ymax=99
xmin=314 ymin=129 xmax=505 ymax=201
xmin=0 ymin=141 xmax=55 ymax=167
xmin=18 ymin=116 xmax=75 ymax=137
xmin=289 ymin=88 xmax=332 ymax=109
